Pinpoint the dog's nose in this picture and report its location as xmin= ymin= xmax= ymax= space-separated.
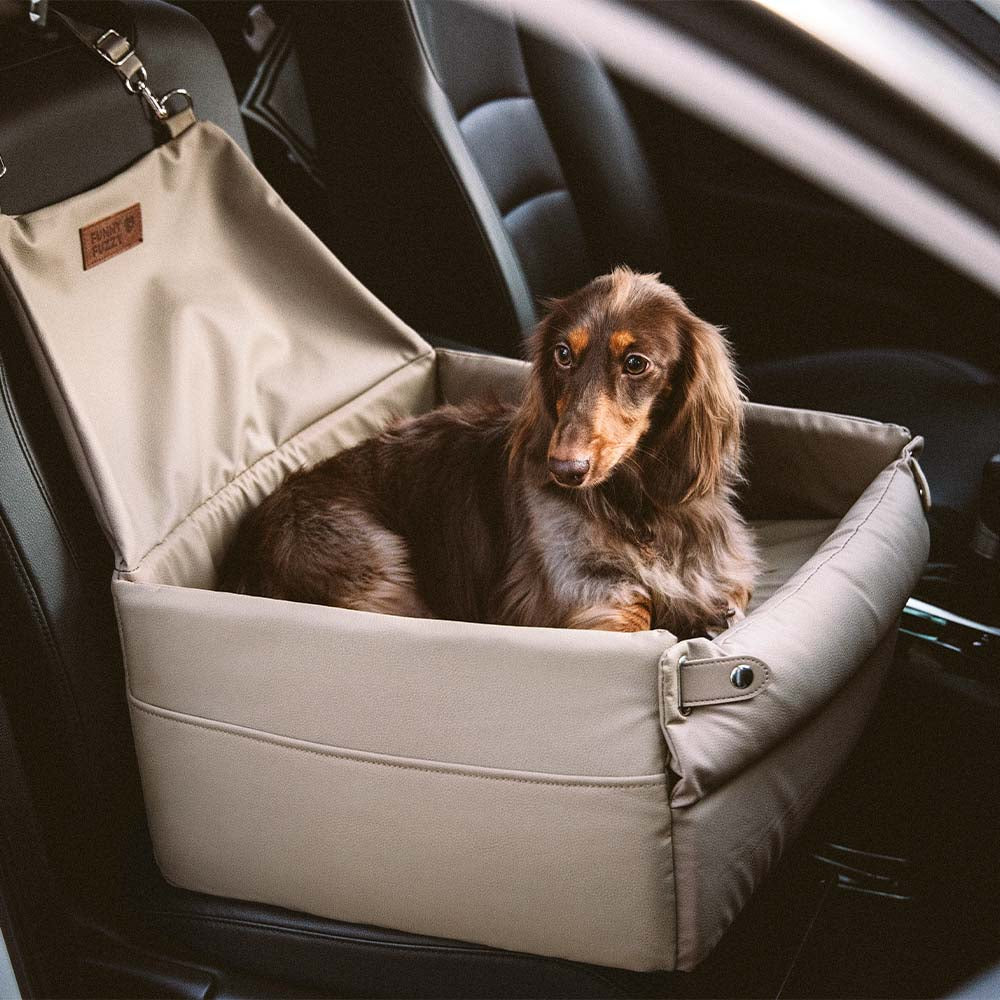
xmin=548 ymin=457 xmax=590 ymax=487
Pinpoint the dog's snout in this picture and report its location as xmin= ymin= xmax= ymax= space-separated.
xmin=548 ymin=457 xmax=590 ymax=487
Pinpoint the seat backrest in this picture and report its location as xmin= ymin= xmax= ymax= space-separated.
xmin=293 ymin=0 xmax=667 ymax=354
xmin=0 ymin=0 xmax=249 ymax=901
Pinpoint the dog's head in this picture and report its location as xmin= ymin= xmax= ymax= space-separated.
xmin=513 ymin=268 xmax=744 ymax=501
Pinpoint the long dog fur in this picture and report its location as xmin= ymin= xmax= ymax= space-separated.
xmin=221 ymin=269 xmax=758 ymax=635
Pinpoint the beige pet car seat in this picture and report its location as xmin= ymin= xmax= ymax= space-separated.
xmin=0 ymin=40 xmax=929 ymax=973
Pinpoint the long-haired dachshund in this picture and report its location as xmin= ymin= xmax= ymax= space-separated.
xmin=221 ymin=269 xmax=758 ymax=635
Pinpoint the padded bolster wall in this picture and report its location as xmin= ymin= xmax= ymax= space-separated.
xmin=672 ymin=628 xmax=896 ymax=969
xmin=0 ymin=122 xmax=931 ymax=971
xmin=117 ymin=582 xmax=678 ymax=970
xmin=662 ymin=446 xmax=928 ymax=805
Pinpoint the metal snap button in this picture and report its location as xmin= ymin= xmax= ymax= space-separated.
xmin=730 ymin=664 xmax=754 ymax=689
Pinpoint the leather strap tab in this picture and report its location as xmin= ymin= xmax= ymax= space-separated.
xmin=52 ymin=8 xmax=196 ymax=136
xmin=679 ymin=654 xmax=769 ymax=707
xmin=53 ymin=12 xmax=145 ymax=87
xmin=659 ymin=638 xmax=771 ymax=726
xmin=164 ymin=106 xmax=198 ymax=140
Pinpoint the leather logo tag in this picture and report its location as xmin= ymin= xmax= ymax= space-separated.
xmin=80 ymin=204 xmax=143 ymax=270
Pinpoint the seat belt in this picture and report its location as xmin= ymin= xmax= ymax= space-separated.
xmin=50 ymin=7 xmax=197 ymax=138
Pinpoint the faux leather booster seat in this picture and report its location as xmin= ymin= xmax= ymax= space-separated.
xmin=291 ymin=0 xmax=1000 ymax=560
xmin=0 ymin=38 xmax=929 ymax=975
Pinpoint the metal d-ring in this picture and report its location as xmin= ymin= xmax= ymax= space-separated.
xmin=0 ymin=152 xmax=6 ymax=181
xmin=677 ymin=654 xmax=692 ymax=717
xmin=161 ymin=89 xmax=194 ymax=115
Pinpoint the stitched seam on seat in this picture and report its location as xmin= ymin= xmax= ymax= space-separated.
xmin=0 ymin=511 xmax=63 ymax=675
xmin=148 ymin=910 xmax=500 ymax=953
xmin=0 ymin=253 xmax=122 ymax=557
xmin=721 ymin=463 xmax=902 ymax=646
xmin=0 ymin=363 xmax=84 ymax=573
xmin=660 ymin=667 xmax=689 ymax=784
xmin=667 ymin=779 xmax=680 ymax=971
xmin=399 ymin=3 xmax=536 ymax=335
xmin=501 ymin=186 xmax=569 ymax=223
xmin=457 ymin=93 xmax=533 ymax=126
xmin=388 ymin=83 xmax=533 ymax=336
xmin=129 ymin=698 xmax=665 ymax=790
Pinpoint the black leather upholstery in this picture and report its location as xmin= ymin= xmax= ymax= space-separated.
xmin=294 ymin=0 xmax=998 ymax=553
xmin=0 ymin=1 xmax=250 ymax=215
xmin=413 ymin=1 xmax=592 ymax=304
xmin=293 ymin=0 xmax=669 ymax=352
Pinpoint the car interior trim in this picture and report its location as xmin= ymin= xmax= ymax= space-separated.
xmin=754 ymin=0 xmax=1000 ymax=163
xmin=477 ymin=0 xmax=1000 ymax=297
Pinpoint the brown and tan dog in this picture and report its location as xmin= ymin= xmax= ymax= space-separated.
xmin=221 ymin=269 xmax=758 ymax=635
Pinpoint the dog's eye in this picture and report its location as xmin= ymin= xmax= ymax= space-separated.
xmin=623 ymin=354 xmax=649 ymax=375
xmin=554 ymin=344 xmax=572 ymax=368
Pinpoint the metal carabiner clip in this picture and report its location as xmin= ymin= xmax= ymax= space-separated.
xmin=125 ymin=67 xmax=193 ymax=122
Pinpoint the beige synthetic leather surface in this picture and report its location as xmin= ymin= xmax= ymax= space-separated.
xmin=131 ymin=700 xmax=675 ymax=971
xmin=0 ymin=121 xmax=429 ymax=572
xmin=116 ymin=580 xmax=672 ymax=777
xmin=660 ymin=446 xmax=929 ymax=805
xmin=1 ymin=120 xmax=932 ymax=972
xmin=130 ymin=357 xmax=435 ymax=589
xmin=750 ymin=519 xmax=839 ymax=610
xmin=672 ymin=627 xmax=895 ymax=969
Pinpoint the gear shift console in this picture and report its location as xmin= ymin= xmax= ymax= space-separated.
xmin=903 ymin=452 xmax=1000 ymax=686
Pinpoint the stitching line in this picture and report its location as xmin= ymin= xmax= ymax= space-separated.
xmin=722 ymin=463 xmax=902 ymax=645
xmin=457 ymin=93 xmax=533 ymax=125
xmin=146 ymin=910 xmax=637 ymax=994
xmin=501 ymin=187 xmax=569 ymax=223
xmin=659 ymin=656 xmax=690 ymax=781
xmin=0 ymin=513 xmax=99 ymax=800
xmin=130 ymin=700 xmax=665 ymax=792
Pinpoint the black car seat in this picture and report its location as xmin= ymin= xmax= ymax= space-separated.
xmin=290 ymin=0 xmax=1000 ymax=564
xmin=0 ymin=3 xmax=661 ymax=996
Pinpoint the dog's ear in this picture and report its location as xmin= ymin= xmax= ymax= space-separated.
xmin=658 ymin=312 xmax=744 ymax=501
xmin=509 ymin=310 xmax=558 ymax=470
